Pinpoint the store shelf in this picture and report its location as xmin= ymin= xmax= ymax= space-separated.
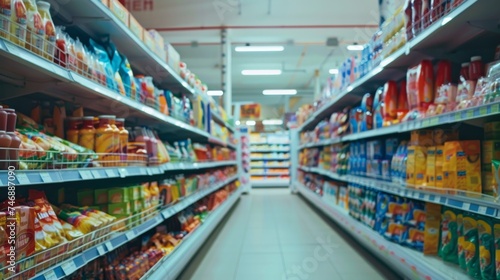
xmin=142 ymin=186 xmax=243 ymax=280
xmin=296 ymin=182 xmax=469 ymax=280
xmin=250 ymin=142 xmax=290 ymax=146
xmin=299 ymin=138 xmax=342 ymax=149
xmin=211 ymin=112 xmax=235 ymax=133
xmin=251 ymin=157 xmax=290 ymax=161
xmin=297 ymin=0 xmax=499 ymax=132
xmin=300 ymin=166 xmax=500 ymax=218
xmin=32 ymin=175 xmax=239 ymax=280
xmin=0 ymin=161 xmax=237 ymax=187
xmin=250 ymin=149 xmax=290 ymax=153
xmin=251 ymin=179 xmax=289 ymax=188
xmin=250 ymin=173 xmax=289 ymax=176
xmin=251 ymin=166 xmax=290 ymax=169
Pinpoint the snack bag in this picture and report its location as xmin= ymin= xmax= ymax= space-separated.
xmin=458 ymin=213 xmax=466 ymax=270
xmin=423 ymin=203 xmax=441 ymax=255
xmin=493 ymin=222 xmax=500 ymax=279
xmin=439 ymin=207 xmax=459 ymax=264
xmin=463 ymin=214 xmax=480 ymax=279
xmin=477 ymin=216 xmax=495 ymax=280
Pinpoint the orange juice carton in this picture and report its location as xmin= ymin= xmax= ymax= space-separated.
xmin=411 ymin=130 xmax=434 ymax=146
xmin=433 ymin=128 xmax=459 ymax=145
xmin=94 ymin=188 xmax=109 ymax=204
xmin=108 ymin=187 xmax=130 ymax=203
xmin=482 ymin=140 xmax=500 ymax=169
xmin=108 ymin=0 xmax=129 ymax=27
xmin=77 ymin=189 xmax=94 ymax=206
xmin=108 ymin=202 xmax=131 ymax=216
xmin=406 ymin=146 xmax=416 ymax=185
xmin=128 ymin=14 xmax=144 ymax=40
xmin=444 ymin=141 xmax=481 ymax=193
xmin=414 ymin=146 xmax=428 ymax=186
xmin=435 ymin=145 xmax=445 ymax=188
xmin=426 ymin=147 xmax=436 ymax=186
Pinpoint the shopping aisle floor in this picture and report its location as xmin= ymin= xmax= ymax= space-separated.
xmin=178 ymin=188 xmax=401 ymax=280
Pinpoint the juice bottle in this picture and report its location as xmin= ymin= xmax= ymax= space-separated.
xmin=95 ymin=116 xmax=114 ymax=166
xmin=78 ymin=116 xmax=95 ymax=151
xmin=0 ymin=0 xmax=11 ymax=39
xmin=109 ymin=116 xmax=120 ymax=166
xmin=9 ymin=0 xmax=27 ymax=47
xmin=65 ymin=117 xmax=80 ymax=145
xmin=115 ymin=118 xmax=128 ymax=154
xmin=23 ymin=0 xmax=43 ymax=56
xmin=37 ymin=1 xmax=55 ymax=60
xmin=54 ymin=26 xmax=66 ymax=67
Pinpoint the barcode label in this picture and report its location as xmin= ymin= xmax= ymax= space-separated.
xmin=478 ymin=206 xmax=487 ymax=215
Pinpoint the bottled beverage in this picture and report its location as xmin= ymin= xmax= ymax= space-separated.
xmin=37 ymin=1 xmax=55 ymax=60
xmin=23 ymin=0 xmax=43 ymax=55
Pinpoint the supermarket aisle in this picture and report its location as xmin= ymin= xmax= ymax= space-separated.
xmin=178 ymin=188 xmax=401 ymax=280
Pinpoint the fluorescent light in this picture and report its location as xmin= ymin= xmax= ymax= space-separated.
xmin=263 ymin=119 xmax=283 ymax=125
xmin=235 ymin=46 xmax=284 ymax=52
xmin=242 ymin=69 xmax=282 ymax=76
xmin=262 ymin=89 xmax=297 ymax=95
xmin=246 ymin=120 xmax=256 ymax=126
xmin=329 ymin=69 xmax=339 ymax=75
xmin=235 ymin=120 xmax=241 ymax=125
xmin=347 ymin=44 xmax=364 ymax=51
xmin=207 ymin=90 xmax=223 ymax=96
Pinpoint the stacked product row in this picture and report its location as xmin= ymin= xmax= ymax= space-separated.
xmin=0 ymin=166 xmax=238 ymax=279
xmin=298 ymin=171 xmax=498 ymax=280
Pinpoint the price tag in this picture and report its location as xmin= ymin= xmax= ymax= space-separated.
xmin=473 ymin=108 xmax=480 ymax=117
xmin=16 ymin=173 xmax=30 ymax=184
xmin=462 ymin=202 xmax=471 ymax=210
xmin=422 ymin=119 xmax=430 ymax=127
xmin=105 ymin=242 xmax=113 ymax=251
xmin=78 ymin=170 xmax=93 ymax=180
xmin=140 ymin=168 xmax=147 ymax=175
xmin=429 ymin=118 xmax=438 ymax=126
xmin=423 ymin=194 xmax=430 ymax=201
xmin=43 ymin=270 xmax=58 ymax=280
xmin=480 ymin=106 xmax=488 ymax=116
xmin=478 ymin=206 xmax=487 ymax=215
xmin=125 ymin=231 xmax=135 ymax=240
xmin=454 ymin=112 xmax=461 ymax=121
xmin=97 ymin=246 xmax=105 ymax=256
xmin=91 ymin=170 xmax=101 ymax=179
xmin=492 ymin=103 xmax=500 ymax=114
xmin=147 ymin=168 xmax=154 ymax=176
xmin=118 ymin=169 xmax=128 ymax=178
xmin=40 ymin=172 xmax=52 ymax=183
xmin=61 ymin=260 xmax=77 ymax=276
xmin=467 ymin=110 xmax=474 ymax=119
xmin=105 ymin=169 xmax=116 ymax=177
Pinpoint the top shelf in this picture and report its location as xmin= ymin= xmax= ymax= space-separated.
xmin=298 ymin=0 xmax=499 ymax=132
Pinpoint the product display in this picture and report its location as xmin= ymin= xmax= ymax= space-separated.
xmin=250 ymin=132 xmax=290 ymax=187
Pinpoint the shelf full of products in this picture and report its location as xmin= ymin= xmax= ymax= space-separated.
xmin=296 ymin=182 xmax=470 ymax=280
xmin=250 ymin=132 xmax=290 ymax=187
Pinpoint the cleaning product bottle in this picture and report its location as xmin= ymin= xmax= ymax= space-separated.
xmin=0 ymin=0 xmax=12 ymax=40
xmin=79 ymin=116 xmax=95 ymax=151
xmin=383 ymin=81 xmax=398 ymax=122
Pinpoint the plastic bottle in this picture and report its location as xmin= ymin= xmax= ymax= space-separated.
xmin=417 ymin=60 xmax=434 ymax=111
xmin=383 ymin=81 xmax=398 ymax=121
xmin=23 ymin=0 xmax=43 ymax=56
xmin=421 ymin=0 xmax=430 ymax=29
xmin=147 ymin=129 xmax=158 ymax=161
xmin=430 ymin=0 xmax=443 ymax=23
xmin=134 ymin=126 xmax=150 ymax=156
xmin=9 ymin=0 xmax=27 ymax=47
xmin=115 ymin=118 xmax=128 ymax=154
xmin=65 ymin=117 xmax=80 ymax=145
xmin=469 ymin=56 xmax=484 ymax=81
xmin=435 ymin=60 xmax=452 ymax=93
xmin=158 ymin=90 xmax=169 ymax=115
xmin=95 ymin=116 xmax=115 ymax=166
xmin=54 ymin=26 xmax=66 ymax=67
xmin=78 ymin=116 xmax=95 ymax=151
xmin=460 ymin=63 xmax=470 ymax=80
xmin=5 ymin=109 xmax=20 ymax=169
xmin=37 ymin=1 xmax=55 ymax=60
xmin=0 ymin=107 xmax=12 ymax=170
xmin=397 ymin=81 xmax=409 ymax=121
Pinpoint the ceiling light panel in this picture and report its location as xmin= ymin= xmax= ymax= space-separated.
xmin=235 ymin=46 xmax=284 ymax=52
xmin=242 ymin=70 xmax=282 ymax=76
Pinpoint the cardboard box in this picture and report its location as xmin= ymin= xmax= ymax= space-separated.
xmin=129 ymin=14 xmax=144 ymax=41
xmin=77 ymin=189 xmax=94 ymax=206
xmin=128 ymin=186 xmax=140 ymax=200
xmin=165 ymin=42 xmax=181 ymax=74
xmin=482 ymin=172 xmax=495 ymax=196
xmin=433 ymin=128 xmax=459 ymax=145
xmin=148 ymin=29 xmax=166 ymax=60
xmin=143 ymin=31 xmax=156 ymax=54
xmin=444 ymin=141 xmax=481 ymax=193
xmin=109 ymin=0 xmax=129 ymax=27
xmin=406 ymin=146 xmax=416 ymax=185
xmin=108 ymin=202 xmax=131 ymax=215
xmin=94 ymin=188 xmax=109 ymax=204
xmin=426 ymin=147 xmax=436 ymax=186
xmin=414 ymin=146 xmax=427 ymax=186
xmin=108 ymin=187 xmax=129 ymax=203
xmin=435 ymin=145 xmax=444 ymax=188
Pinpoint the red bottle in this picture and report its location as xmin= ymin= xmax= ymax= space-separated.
xmin=435 ymin=60 xmax=452 ymax=93
xmin=417 ymin=60 xmax=434 ymax=111
xmin=397 ymin=81 xmax=410 ymax=121
xmin=5 ymin=109 xmax=21 ymax=169
xmin=469 ymin=56 xmax=484 ymax=81
xmin=383 ymin=81 xmax=398 ymax=121
xmin=460 ymin=63 xmax=470 ymax=80
xmin=404 ymin=0 xmax=413 ymax=41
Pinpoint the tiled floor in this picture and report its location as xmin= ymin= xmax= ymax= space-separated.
xmin=178 ymin=188 xmax=402 ymax=280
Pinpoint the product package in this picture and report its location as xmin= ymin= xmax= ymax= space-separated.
xmin=439 ymin=207 xmax=459 ymax=264
xmin=423 ymin=203 xmax=441 ymax=255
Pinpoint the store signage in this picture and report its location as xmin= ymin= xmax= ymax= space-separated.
xmin=240 ymin=104 xmax=261 ymax=119
xmin=123 ymin=0 xmax=154 ymax=11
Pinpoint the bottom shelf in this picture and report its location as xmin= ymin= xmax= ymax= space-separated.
xmin=296 ymin=183 xmax=470 ymax=280
xmin=251 ymin=179 xmax=289 ymax=188
xmin=144 ymin=186 xmax=243 ymax=279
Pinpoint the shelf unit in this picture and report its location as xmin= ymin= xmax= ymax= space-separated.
xmin=296 ymin=182 xmax=469 ymax=280
xmin=143 ymin=186 xmax=243 ymax=280
xmin=32 ymin=176 xmax=239 ymax=280
xmin=250 ymin=132 xmax=290 ymax=188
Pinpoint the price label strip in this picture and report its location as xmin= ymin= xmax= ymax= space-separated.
xmin=105 ymin=169 xmax=116 ymax=178
xmin=91 ymin=170 xmax=102 ymax=179
xmin=118 ymin=169 xmax=129 ymax=178
xmin=97 ymin=246 xmax=106 ymax=256
xmin=478 ymin=206 xmax=487 ymax=215
xmin=16 ymin=173 xmax=30 ymax=184
xmin=79 ymin=170 xmax=93 ymax=180
xmin=105 ymin=242 xmax=113 ymax=251
xmin=43 ymin=270 xmax=58 ymax=280
xmin=40 ymin=172 xmax=52 ymax=183
xmin=125 ymin=231 xmax=135 ymax=241
xmin=61 ymin=260 xmax=77 ymax=276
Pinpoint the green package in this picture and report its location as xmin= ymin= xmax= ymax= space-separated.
xmin=477 ymin=216 xmax=495 ymax=280
xmin=457 ymin=213 xmax=466 ymax=270
xmin=494 ymin=222 xmax=500 ymax=279
xmin=463 ymin=214 xmax=481 ymax=279
xmin=439 ymin=207 xmax=459 ymax=264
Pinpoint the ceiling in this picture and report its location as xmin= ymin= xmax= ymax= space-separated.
xmin=128 ymin=0 xmax=380 ymax=109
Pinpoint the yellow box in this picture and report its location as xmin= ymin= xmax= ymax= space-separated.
xmin=129 ymin=15 xmax=144 ymax=41
xmin=108 ymin=0 xmax=129 ymax=27
xmin=411 ymin=130 xmax=434 ymax=146
xmin=406 ymin=146 xmax=416 ymax=185
xmin=482 ymin=140 xmax=500 ymax=167
xmin=415 ymin=146 xmax=427 ymax=186
xmin=435 ymin=145 xmax=444 ymax=188
xmin=426 ymin=147 xmax=436 ymax=187
xmin=444 ymin=141 xmax=481 ymax=193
